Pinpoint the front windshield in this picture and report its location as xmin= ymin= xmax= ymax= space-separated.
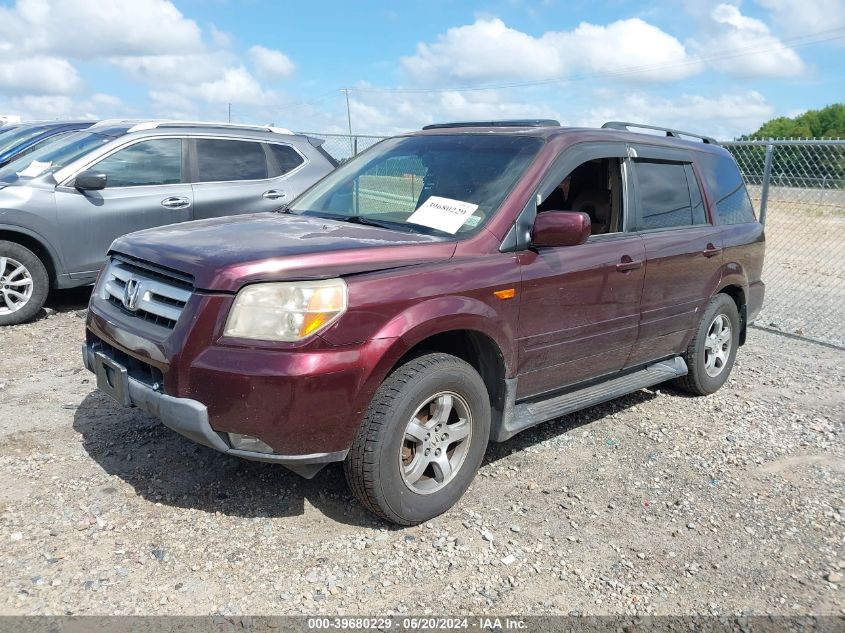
xmin=0 ymin=131 xmax=112 ymax=183
xmin=290 ymin=134 xmax=544 ymax=236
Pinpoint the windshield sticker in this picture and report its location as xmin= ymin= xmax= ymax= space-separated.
xmin=463 ymin=214 xmax=482 ymax=228
xmin=407 ymin=196 xmax=480 ymax=234
xmin=16 ymin=160 xmax=52 ymax=178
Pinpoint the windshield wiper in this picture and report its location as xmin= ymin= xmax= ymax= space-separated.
xmin=339 ymin=215 xmax=416 ymax=232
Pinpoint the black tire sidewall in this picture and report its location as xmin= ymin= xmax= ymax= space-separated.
xmin=691 ymin=295 xmax=740 ymax=394
xmin=372 ymin=356 xmax=490 ymax=524
xmin=0 ymin=241 xmax=49 ymax=326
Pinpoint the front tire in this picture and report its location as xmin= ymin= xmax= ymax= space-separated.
xmin=344 ymin=353 xmax=491 ymax=525
xmin=0 ymin=241 xmax=49 ymax=326
xmin=673 ymin=293 xmax=740 ymax=396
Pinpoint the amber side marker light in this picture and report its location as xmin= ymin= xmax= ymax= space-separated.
xmin=493 ymin=288 xmax=516 ymax=300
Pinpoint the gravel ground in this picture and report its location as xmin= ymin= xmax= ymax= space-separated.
xmin=0 ymin=289 xmax=842 ymax=617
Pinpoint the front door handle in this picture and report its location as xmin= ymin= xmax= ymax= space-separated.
xmin=262 ymin=190 xmax=287 ymax=200
xmin=161 ymin=196 xmax=191 ymax=209
xmin=702 ymin=243 xmax=722 ymax=258
xmin=615 ymin=256 xmax=643 ymax=273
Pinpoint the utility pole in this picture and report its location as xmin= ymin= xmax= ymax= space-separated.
xmin=341 ymin=88 xmax=353 ymax=136
xmin=227 ymin=103 xmax=231 ymax=123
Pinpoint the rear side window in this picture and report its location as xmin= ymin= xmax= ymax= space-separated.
xmin=698 ymin=152 xmax=756 ymax=224
xmin=268 ymin=143 xmax=305 ymax=176
xmin=95 ymin=139 xmax=182 ymax=187
xmin=196 ymin=139 xmax=268 ymax=182
xmin=634 ymin=161 xmax=698 ymax=230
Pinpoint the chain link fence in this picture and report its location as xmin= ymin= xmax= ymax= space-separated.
xmin=723 ymin=140 xmax=844 ymax=347
xmin=305 ymin=132 xmax=845 ymax=348
xmin=301 ymin=132 xmax=386 ymax=163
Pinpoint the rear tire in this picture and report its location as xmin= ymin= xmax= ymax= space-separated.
xmin=673 ymin=293 xmax=740 ymax=396
xmin=344 ymin=353 xmax=490 ymax=525
xmin=0 ymin=241 xmax=49 ymax=326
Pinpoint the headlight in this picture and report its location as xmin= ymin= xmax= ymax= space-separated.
xmin=224 ymin=279 xmax=347 ymax=342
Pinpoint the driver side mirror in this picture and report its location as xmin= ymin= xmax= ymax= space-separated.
xmin=532 ymin=211 xmax=591 ymax=247
xmin=74 ymin=170 xmax=107 ymax=191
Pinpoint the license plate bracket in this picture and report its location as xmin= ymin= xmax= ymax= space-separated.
xmin=94 ymin=352 xmax=131 ymax=407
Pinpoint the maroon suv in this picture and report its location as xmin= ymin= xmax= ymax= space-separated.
xmin=83 ymin=120 xmax=764 ymax=525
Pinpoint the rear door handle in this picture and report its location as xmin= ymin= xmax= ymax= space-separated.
xmin=615 ymin=256 xmax=643 ymax=273
xmin=161 ymin=196 xmax=191 ymax=209
xmin=262 ymin=190 xmax=287 ymax=200
xmin=703 ymin=244 xmax=722 ymax=258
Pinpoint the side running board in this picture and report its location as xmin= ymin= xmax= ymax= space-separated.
xmin=493 ymin=357 xmax=688 ymax=442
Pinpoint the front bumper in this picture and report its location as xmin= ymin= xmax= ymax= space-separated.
xmin=82 ymin=342 xmax=347 ymax=478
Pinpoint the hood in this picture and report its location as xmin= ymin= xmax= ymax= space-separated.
xmin=111 ymin=212 xmax=457 ymax=292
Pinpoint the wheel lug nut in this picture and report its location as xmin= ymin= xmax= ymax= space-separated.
xmin=424 ymin=448 xmax=430 ymax=456
xmin=435 ymin=448 xmax=441 ymax=456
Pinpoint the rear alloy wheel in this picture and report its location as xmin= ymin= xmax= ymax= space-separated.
xmin=0 ymin=241 xmax=49 ymax=326
xmin=345 ymin=353 xmax=490 ymax=525
xmin=673 ymin=293 xmax=740 ymax=396
xmin=703 ymin=314 xmax=732 ymax=378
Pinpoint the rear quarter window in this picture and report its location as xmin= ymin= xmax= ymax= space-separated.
xmin=268 ymin=143 xmax=305 ymax=176
xmin=698 ymin=152 xmax=756 ymax=225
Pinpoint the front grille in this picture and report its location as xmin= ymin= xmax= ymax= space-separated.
xmin=100 ymin=256 xmax=194 ymax=330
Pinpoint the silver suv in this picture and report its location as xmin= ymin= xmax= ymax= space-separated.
xmin=0 ymin=120 xmax=337 ymax=325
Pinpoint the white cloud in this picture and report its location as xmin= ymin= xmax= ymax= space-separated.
xmin=249 ymin=45 xmax=296 ymax=80
xmin=756 ymin=0 xmax=845 ymax=37
xmin=192 ymin=67 xmax=276 ymax=105
xmin=0 ymin=0 xmax=204 ymax=59
xmin=109 ymin=53 xmax=234 ymax=85
xmin=0 ymin=0 xmax=294 ymax=112
xmin=0 ymin=56 xmax=81 ymax=95
xmin=346 ymin=83 xmax=555 ymax=135
xmin=694 ymin=4 xmax=805 ymax=77
xmin=546 ymin=18 xmax=703 ymax=81
xmin=402 ymin=19 xmax=565 ymax=83
xmin=401 ymin=17 xmax=701 ymax=85
xmin=0 ymin=91 xmax=129 ymax=120
xmin=582 ymin=90 xmax=775 ymax=139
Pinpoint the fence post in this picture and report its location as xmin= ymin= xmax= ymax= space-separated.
xmin=354 ymin=136 xmax=359 ymax=157
xmin=759 ymin=142 xmax=775 ymax=226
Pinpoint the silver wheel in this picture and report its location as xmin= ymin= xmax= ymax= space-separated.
xmin=399 ymin=391 xmax=473 ymax=495
xmin=0 ymin=256 xmax=34 ymax=316
xmin=703 ymin=314 xmax=732 ymax=378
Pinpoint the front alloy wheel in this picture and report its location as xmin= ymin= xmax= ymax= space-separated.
xmin=400 ymin=391 xmax=473 ymax=495
xmin=345 ymin=352 xmax=491 ymax=525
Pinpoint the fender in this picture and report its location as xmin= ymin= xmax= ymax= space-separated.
xmin=717 ymin=261 xmax=750 ymax=300
xmin=0 ymin=222 xmax=64 ymax=282
xmin=347 ymin=295 xmax=516 ymax=424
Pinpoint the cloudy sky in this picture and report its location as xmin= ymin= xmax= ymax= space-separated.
xmin=0 ymin=0 xmax=843 ymax=139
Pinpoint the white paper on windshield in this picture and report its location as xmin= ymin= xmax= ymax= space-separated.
xmin=16 ymin=160 xmax=52 ymax=178
xmin=407 ymin=196 xmax=480 ymax=234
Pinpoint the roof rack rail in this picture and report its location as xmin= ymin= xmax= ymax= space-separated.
xmin=124 ymin=120 xmax=294 ymax=135
xmin=601 ymin=121 xmax=718 ymax=145
xmin=423 ymin=119 xmax=560 ymax=130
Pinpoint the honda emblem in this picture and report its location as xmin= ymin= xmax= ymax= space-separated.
xmin=122 ymin=278 xmax=143 ymax=311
